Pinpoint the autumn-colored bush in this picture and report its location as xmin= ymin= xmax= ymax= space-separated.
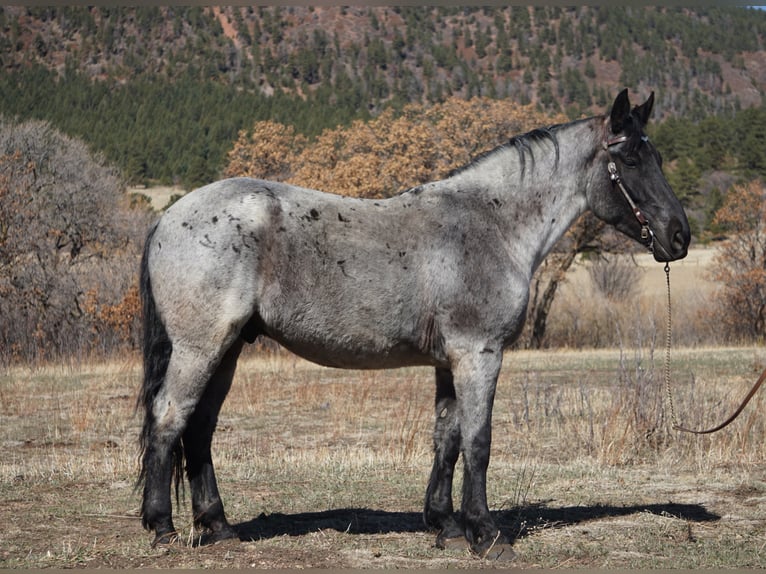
xmin=225 ymin=121 xmax=308 ymax=181
xmin=84 ymin=284 xmax=142 ymax=350
xmin=702 ymin=179 xmax=766 ymax=342
xmin=225 ymin=97 xmax=568 ymax=197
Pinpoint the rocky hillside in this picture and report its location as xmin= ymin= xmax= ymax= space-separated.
xmin=4 ymin=6 xmax=766 ymax=118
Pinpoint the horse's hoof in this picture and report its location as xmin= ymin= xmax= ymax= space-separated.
xmin=435 ymin=525 xmax=467 ymax=551
xmin=436 ymin=534 xmax=468 ymax=551
xmin=480 ymin=541 xmax=516 ymax=561
xmin=472 ymin=531 xmax=516 ymax=562
xmin=151 ymin=530 xmax=180 ymax=548
xmin=200 ymin=525 xmax=239 ymax=545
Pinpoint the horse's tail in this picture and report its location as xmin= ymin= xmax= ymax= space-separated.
xmin=137 ymin=222 xmax=183 ymax=500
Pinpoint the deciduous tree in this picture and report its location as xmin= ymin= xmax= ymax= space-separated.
xmin=226 ymin=96 xmax=567 ymax=198
xmin=705 ymin=179 xmax=766 ymax=341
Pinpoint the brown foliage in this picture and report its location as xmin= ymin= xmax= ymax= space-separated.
xmin=225 ymin=97 xmax=567 ymax=197
xmin=224 ymin=121 xmax=308 ymax=181
xmin=704 ymin=179 xmax=766 ymax=341
xmin=84 ymin=284 xmax=141 ymax=344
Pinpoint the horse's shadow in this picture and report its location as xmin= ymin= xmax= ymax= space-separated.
xmin=231 ymin=501 xmax=719 ymax=542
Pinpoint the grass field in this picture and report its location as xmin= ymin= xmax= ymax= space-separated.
xmin=2 ymin=344 xmax=765 ymax=568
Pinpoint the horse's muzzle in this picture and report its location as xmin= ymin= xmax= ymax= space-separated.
xmin=652 ymin=217 xmax=690 ymax=262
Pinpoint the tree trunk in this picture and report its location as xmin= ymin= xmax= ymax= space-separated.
xmin=528 ymin=214 xmax=605 ymax=349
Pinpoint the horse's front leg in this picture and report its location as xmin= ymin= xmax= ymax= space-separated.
xmin=424 ymin=368 xmax=464 ymax=546
xmin=454 ymin=349 xmax=515 ymax=560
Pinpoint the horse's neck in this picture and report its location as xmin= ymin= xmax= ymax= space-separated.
xmin=449 ymin=118 xmax=603 ymax=276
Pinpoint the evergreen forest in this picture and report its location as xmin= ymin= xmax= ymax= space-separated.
xmin=0 ymin=6 xmax=765 ymax=236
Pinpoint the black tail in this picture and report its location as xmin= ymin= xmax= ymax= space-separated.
xmin=137 ymin=222 xmax=183 ymax=501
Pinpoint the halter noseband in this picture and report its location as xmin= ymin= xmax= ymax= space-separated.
xmin=603 ymin=133 xmax=654 ymax=249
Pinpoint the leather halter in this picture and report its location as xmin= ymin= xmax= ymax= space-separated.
xmin=603 ymin=133 xmax=654 ymax=248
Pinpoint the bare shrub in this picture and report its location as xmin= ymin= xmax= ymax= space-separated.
xmin=599 ymin=342 xmax=668 ymax=465
xmin=0 ymin=118 xmax=152 ymax=364
xmin=588 ymin=255 xmax=641 ymax=301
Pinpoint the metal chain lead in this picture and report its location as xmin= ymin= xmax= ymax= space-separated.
xmin=663 ymin=262 xmax=679 ymax=429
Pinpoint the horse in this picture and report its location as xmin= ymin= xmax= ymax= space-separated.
xmin=137 ymin=89 xmax=690 ymax=559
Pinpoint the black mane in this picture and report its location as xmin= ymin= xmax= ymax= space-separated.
xmin=449 ymin=124 xmax=562 ymax=179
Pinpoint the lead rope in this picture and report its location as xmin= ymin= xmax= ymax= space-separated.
xmin=663 ymin=261 xmax=766 ymax=434
xmin=663 ymin=262 xmax=678 ymax=429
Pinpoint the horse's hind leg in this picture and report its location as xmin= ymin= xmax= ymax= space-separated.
xmin=141 ymin=343 xmax=232 ymax=546
xmin=184 ymin=339 xmax=243 ymax=543
xmin=424 ymin=367 xmax=464 ymax=546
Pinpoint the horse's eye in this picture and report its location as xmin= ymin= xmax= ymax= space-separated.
xmin=623 ymin=156 xmax=638 ymax=168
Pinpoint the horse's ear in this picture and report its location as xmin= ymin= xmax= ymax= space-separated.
xmin=633 ymin=91 xmax=655 ymax=126
xmin=610 ymin=88 xmax=631 ymax=134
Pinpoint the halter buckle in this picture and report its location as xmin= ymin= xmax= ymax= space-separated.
xmin=641 ymin=225 xmax=650 ymax=241
xmin=607 ymin=161 xmax=620 ymax=183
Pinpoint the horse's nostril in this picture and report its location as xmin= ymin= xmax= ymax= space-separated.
xmin=671 ymin=226 xmax=689 ymax=255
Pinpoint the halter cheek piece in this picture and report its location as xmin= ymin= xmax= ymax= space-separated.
xmin=603 ymin=134 xmax=654 ymax=250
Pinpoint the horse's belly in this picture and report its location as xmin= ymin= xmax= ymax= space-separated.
xmin=266 ymin=329 xmax=437 ymax=370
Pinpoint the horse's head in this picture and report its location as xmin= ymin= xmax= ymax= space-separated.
xmin=589 ymin=89 xmax=690 ymax=262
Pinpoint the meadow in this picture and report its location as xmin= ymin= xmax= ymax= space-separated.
xmin=1 ymin=340 xmax=765 ymax=568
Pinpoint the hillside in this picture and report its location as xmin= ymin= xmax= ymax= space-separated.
xmin=1 ymin=6 xmax=765 ymax=190
xmin=6 ymin=6 xmax=766 ymax=115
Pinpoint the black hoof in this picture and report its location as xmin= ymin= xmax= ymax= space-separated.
xmin=434 ymin=520 xmax=466 ymax=550
xmin=199 ymin=524 xmax=239 ymax=545
xmin=470 ymin=531 xmax=516 ymax=561
xmin=151 ymin=530 xmax=180 ymax=548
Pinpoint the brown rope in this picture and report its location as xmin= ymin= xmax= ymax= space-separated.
xmin=664 ymin=262 xmax=766 ymax=435
xmin=673 ymin=367 xmax=766 ymax=435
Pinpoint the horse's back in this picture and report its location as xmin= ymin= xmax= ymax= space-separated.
xmin=144 ymin=178 xmax=444 ymax=367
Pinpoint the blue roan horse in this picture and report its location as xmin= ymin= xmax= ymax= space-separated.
xmin=138 ymin=89 xmax=690 ymax=558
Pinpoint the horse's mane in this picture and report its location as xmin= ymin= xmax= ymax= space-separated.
xmin=451 ymin=109 xmax=657 ymax=180
xmin=448 ymin=123 xmax=564 ymax=179
xmin=400 ymin=116 xmax=604 ymax=197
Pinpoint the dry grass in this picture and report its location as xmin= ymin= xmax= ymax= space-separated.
xmin=546 ymin=247 xmax=722 ymax=347
xmin=2 ymin=343 xmax=766 ymax=568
